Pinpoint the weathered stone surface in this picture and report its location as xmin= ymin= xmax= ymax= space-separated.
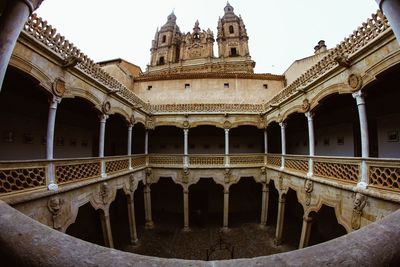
xmin=0 ymin=200 xmax=399 ymax=266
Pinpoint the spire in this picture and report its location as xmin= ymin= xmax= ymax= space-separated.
xmin=224 ymin=2 xmax=234 ymax=13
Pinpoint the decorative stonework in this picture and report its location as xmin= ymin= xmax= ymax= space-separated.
xmin=145 ymin=168 xmax=153 ymax=184
xmin=304 ymin=179 xmax=313 ymax=206
xmin=146 ymin=117 xmax=155 ymax=130
xmin=257 ymin=116 xmax=266 ymax=129
xmin=52 ymin=78 xmax=66 ymax=97
xmin=183 ymin=120 xmax=190 ymax=129
xmin=130 ymin=115 xmax=136 ymax=125
xmin=182 ymin=168 xmax=190 ymax=184
xmin=102 ymin=101 xmax=111 ymax=114
xmin=129 ymin=174 xmax=138 ymax=193
xmin=301 ymin=99 xmax=310 ymax=112
xmin=99 ymin=182 xmax=110 ymax=205
xmin=351 ymin=193 xmax=367 ymax=230
xmin=347 ymin=73 xmax=363 ymax=92
xmin=47 ymin=196 xmax=64 ymax=230
xmin=223 ymin=120 xmax=232 ymax=129
xmin=224 ymin=169 xmax=232 ymax=183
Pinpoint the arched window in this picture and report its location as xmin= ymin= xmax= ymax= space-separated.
xmin=229 ymin=25 xmax=234 ymax=34
xmin=158 ymin=57 xmax=165 ymax=65
xmin=162 ymin=35 xmax=166 ymax=43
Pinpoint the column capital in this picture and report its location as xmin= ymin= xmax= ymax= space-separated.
xmin=304 ymin=111 xmax=314 ymax=120
xmin=352 ymin=90 xmax=365 ymax=105
xmin=224 ymin=128 xmax=230 ymax=133
xmin=99 ymin=114 xmax=109 ymax=122
xmin=303 ymin=215 xmax=313 ymax=222
xmin=49 ymin=95 xmax=61 ymax=109
xmin=224 ymin=188 xmax=229 ymax=194
xmin=279 ymin=122 xmax=286 ymax=129
xmin=20 ymin=0 xmax=44 ymax=14
xmin=183 ymin=128 xmax=189 ymax=134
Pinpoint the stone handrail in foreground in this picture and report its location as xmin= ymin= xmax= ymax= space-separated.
xmin=0 ymin=200 xmax=399 ymax=266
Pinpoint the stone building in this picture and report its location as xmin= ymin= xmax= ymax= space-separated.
xmin=0 ymin=1 xmax=400 ymax=266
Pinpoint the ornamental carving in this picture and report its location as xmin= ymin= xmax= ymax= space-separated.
xmin=129 ymin=174 xmax=138 ymax=193
xmin=146 ymin=117 xmax=155 ymax=130
xmin=183 ymin=120 xmax=190 ymax=129
xmin=99 ymin=182 xmax=110 ymax=205
xmin=102 ymin=101 xmax=111 ymax=114
xmin=347 ymin=73 xmax=363 ymax=92
xmin=351 ymin=193 xmax=367 ymax=230
xmin=223 ymin=120 xmax=232 ymax=129
xmin=182 ymin=168 xmax=190 ymax=184
xmin=224 ymin=169 xmax=232 ymax=183
xmin=304 ymin=179 xmax=313 ymax=206
xmin=52 ymin=78 xmax=66 ymax=97
xmin=130 ymin=115 xmax=136 ymax=125
xmin=257 ymin=116 xmax=266 ymax=129
xmin=47 ymin=196 xmax=64 ymax=230
xmin=302 ymin=99 xmax=310 ymax=112
xmin=145 ymin=168 xmax=153 ymax=184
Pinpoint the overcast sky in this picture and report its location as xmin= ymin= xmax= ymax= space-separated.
xmin=36 ymin=0 xmax=378 ymax=74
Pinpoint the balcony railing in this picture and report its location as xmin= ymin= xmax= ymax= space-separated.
xmin=1 ymin=154 xmax=399 ymax=196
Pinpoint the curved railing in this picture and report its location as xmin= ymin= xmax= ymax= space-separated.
xmin=1 ymin=199 xmax=399 ymax=266
xmin=1 ymin=154 xmax=399 ymax=196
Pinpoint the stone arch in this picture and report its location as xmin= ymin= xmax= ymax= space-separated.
xmin=109 ymin=106 xmax=130 ymax=122
xmin=305 ymin=197 xmax=351 ymax=233
xmin=281 ymin=105 xmax=304 ymax=123
xmin=9 ymin=54 xmax=53 ymax=92
xmin=309 ymin=83 xmax=350 ymax=112
xmin=66 ymin=88 xmax=103 ymax=113
xmin=363 ymin=50 xmax=400 ymax=88
xmin=190 ymin=121 xmax=224 ymax=129
xmin=266 ymin=116 xmax=282 ymax=127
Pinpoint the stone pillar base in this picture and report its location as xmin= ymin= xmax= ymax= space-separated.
xmin=145 ymin=221 xmax=154 ymax=229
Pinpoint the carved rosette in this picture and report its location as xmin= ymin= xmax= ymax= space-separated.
xmin=347 ymin=73 xmax=363 ymax=92
xmin=304 ymin=179 xmax=313 ymax=206
xmin=183 ymin=120 xmax=190 ymax=129
xmin=351 ymin=193 xmax=367 ymax=230
xmin=102 ymin=101 xmax=111 ymax=114
xmin=223 ymin=120 xmax=232 ymax=129
xmin=302 ymin=99 xmax=310 ymax=112
xmin=48 ymin=196 xmax=64 ymax=230
xmin=52 ymin=78 xmax=66 ymax=97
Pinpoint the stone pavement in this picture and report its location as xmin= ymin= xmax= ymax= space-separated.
xmin=123 ymin=221 xmax=295 ymax=260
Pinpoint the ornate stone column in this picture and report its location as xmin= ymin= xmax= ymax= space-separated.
xmin=183 ymin=128 xmax=189 ymax=167
xmin=274 ymin=193 xmax=286 ymax=246
xmin=305 ymin=112 xmax=315 ymax=177
xmin=0 ymin=0 xmax=43 ymax=91
xmin=376 ymin=0 xmax=400 ymax=41
xmin=127 ymin=124 xmax=133 ymax=169
xmin=260 ymin=183 xmax=269 ymax=227
xmin=183 ymin=187 xmax=189 ymax=231
xmin=99 ymin=209 xmax=114 ymax=248
xmin=279 ymin=122 xmax=286 ymax=169
xmin=46 ymin=95 xmax=61 ymax=191
xmin=98 ymin=114 xmax=108 ymax=177
xmin=352 ymin=90 xmax=369 ymax=188
xmin=224 ymin=128 xmax=230 ymax=167
xmin=299 ymin=215 xmax=313 ymax=249
xmin=223 ymin=187 xmax=229 ymax=230
xmin=264 ymin=128 xmax=268 ymax=164
xmin=127 ymin=193 xmax=138 ymax=245
xmin=143 ymin=184 xmax=154 ymax=228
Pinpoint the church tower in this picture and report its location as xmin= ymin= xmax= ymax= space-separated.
xmin=150 ymin=12 xmax=182 ymax=67
xmin=217 ymin=2 xmax=250 ymax=58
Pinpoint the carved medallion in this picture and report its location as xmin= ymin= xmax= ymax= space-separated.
xmin=182 ymin=168 xmax=190 ymax=184
xmin=129 ymin=174 xmax=138 ymax=193
xmin=347 ymin=74 xmax=363 ymax=92
xmin=224 ymin=169 xmax=232 ymax=183
xmin=102 ymin=101 xmax=111 ymax=114
xmin=52 ymin=78 xmax=66 ymax=97
xmin=302 ymin=99 xmax=310 ymax=112
xmin=223 ymin=120 xmax=232 ymax=129
xmin=183 ymin=120 xmax=190 ymax=129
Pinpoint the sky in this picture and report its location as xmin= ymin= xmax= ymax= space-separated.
xmin=36 ymin=0 xmax=378 ymax=74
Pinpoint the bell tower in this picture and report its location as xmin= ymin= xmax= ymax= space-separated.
xmin=150 ymin=11 xmax=182 ymax=67
xmin=217 ymin=2 xmax=250 ymax=58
